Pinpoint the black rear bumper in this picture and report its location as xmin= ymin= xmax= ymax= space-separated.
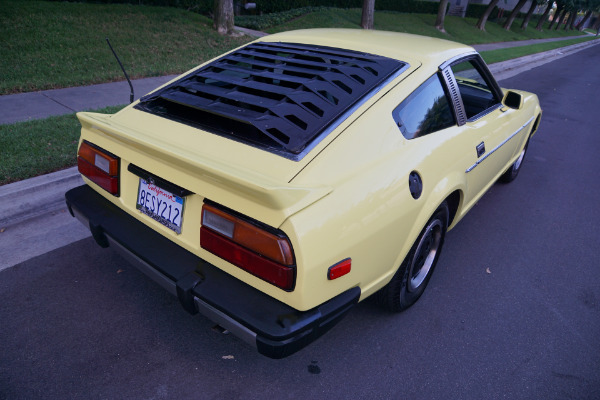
xmin=65 ymin=185 xmax=359 ymax=359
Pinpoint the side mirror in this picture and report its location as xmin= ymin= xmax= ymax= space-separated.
xmin=502 ymin=90 xmax=523 ymax=110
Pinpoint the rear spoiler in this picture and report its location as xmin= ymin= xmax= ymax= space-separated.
xmin=76 ymin=112 xmax=332 ymax=228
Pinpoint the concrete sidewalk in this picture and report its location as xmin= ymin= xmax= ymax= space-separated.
xmin=0 ymin=75 xmax=178 ymax=125
xmin=471 ymin=34 xmax=593 ymax=51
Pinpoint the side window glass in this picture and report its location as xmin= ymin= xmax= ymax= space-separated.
xmin=451 ymin=60 xmax=499 ymax=120
xmin=392 ymin=74 xmax=455 ymax=140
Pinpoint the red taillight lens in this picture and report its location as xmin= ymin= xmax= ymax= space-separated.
xmin=201 ymin=204 xmax=295 ymax=290
xmin=77 ymin=141 xmax=119 ymax=195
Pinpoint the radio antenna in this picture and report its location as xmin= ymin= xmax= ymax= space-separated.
xmin=106 ymin=38 xmax=134 ymax=104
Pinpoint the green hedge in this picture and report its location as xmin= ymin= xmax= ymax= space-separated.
xmin=255 ymin=1 xmax=360 ymax=13
xmin=235 ymin=7 xmax=326 ymax=30
xmin=466 ymin=4 xmax=486 ymax=19
xmin=46 ymin=0 xmax=213 ymax=13
xmin=465 ymin=3 xmax=500 ymax=20
xmin=375 ymin=0 xmax=440 ymax=14
xmin=255 ymin=0 xmax=439 ymax=14
xmin=47 ymin=0 xmax=441 ymax=16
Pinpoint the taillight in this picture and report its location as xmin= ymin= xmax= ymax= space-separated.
xmin=77 ymin=141 xmax=119 ymax=195
xmin=201 ymin=203 xmax=295 ymax=290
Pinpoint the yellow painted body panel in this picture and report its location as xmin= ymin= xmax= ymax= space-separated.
xmin=75 ymin=29 xmax=541 ymax=312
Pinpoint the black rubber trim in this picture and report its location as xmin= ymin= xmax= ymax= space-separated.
xmin=128 ymin=164 xmax=193 ymax=198
xmin=256 ymin=285 xmax=359 ymax=359
xmin=65 ymin=185 xmax=360 ymax=358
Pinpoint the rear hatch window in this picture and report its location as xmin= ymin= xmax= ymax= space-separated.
xmin=135 ymin=41 xmax=406 ymax=160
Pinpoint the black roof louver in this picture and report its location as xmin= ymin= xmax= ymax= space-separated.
xmin=135 ymin=42 xmax=406 ymax=160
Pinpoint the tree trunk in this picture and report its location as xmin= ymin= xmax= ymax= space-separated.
xmin=535 ymin=1 xmax=553 ymax=31
xmin=576 ymin=10 xmax=592 ymax=31
xmin=435 ymin=0 xmax=449 ymax=32
xmin=553 ymin=8 xmax=567 ymax=30
xmin=213 ymin=0 xmax=234 ymax=35
xmin=564 ymin=11 xmax=571 ymax=30
xmin=520 ymin=0 xmax=537 ymax=29
xmin=503 ymin=0 xmax=528 ymax=30
xmin=547 ymin=3 xmax=563 ymax=29
xmin=361 ymin=0 xmax=375 ymax=30
xmin=567 ymin=10 xmax=576 ymax=30
xmin=476 ymin=0 xmax=500 ymax=31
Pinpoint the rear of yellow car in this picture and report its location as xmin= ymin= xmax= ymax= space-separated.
xmin=65 ymin=37 xmax=412 ymax=358
xmin=66 ymin=114 xmax=360 ymax=358
xmin=65 ymin=29 xmax=541 ymax=358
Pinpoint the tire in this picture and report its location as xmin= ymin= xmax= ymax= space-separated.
xmin=499 ymin=139 xmax=529 ymax=183
xmin=378 ymin=202 xmax=449 ymax=312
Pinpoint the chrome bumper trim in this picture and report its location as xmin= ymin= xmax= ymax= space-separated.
xmin=194 ymin=297 xmax=257 ymax=347
xmin=106 ymin=236 xmax=178 ymax=296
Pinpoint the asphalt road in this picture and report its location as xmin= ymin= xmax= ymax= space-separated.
xmin=1 ymin=46 xmax=599 ymax=400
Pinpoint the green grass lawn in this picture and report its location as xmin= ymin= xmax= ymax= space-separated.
xmin=0 ymin=106 xmax=124 ymax=185
xmin=480 ymin=36 xmax=598 ymax=64
xmin=0 ymin=0 xmax=251 ymax=94
xmin=1 ymin=1 xmax=591 ymax=95
xmin=266 ymin=8 xmax=587 ymax=45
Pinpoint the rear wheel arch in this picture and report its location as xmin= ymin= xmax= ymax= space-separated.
xmin=531 ymin=113 xmax=542 ymax=136
xmin=377 ymin=201 xmax=449 ymax=312
xmin=444 ymin=190 xmax=462 ymax=228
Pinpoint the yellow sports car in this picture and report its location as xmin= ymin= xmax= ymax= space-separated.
xmin=65 ymin=29 xmax=541 ymax=358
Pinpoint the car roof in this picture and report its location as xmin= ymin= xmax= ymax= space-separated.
xmin=259 ymin=29 xmax=475 ymax=70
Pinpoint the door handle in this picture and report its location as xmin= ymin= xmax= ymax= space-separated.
xmin=476 ymin=142 xmax=486 ymax=158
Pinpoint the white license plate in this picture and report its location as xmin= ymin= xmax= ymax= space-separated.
xmin=136 ymin=179 xmax=185 ymax=234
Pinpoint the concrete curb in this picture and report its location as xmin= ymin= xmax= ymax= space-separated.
xmin=234 ymin=26 xmax=269 ymax=37
xmin=1 ymin=38 xmax=598 ymax=228
xmin=0 ymin=167 xmax=82 ymax=228
xmin=487 ymin=39 xmax=600 ymax=81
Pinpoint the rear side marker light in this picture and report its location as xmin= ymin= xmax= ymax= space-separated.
xmin=328 ymin=259 xmax=351 ymax=280
xmin=201 ymin=203 xmax=295 ymax=290
xmin=77 ymin=141 xmax=119 ymax=195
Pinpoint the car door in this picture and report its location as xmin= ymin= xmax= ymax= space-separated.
xmin=440 ymin=55 xmax=525 ymax=210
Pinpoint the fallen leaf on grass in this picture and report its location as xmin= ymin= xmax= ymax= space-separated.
xmin=0 ymin=228 xmax=5 ymax=233
xmin=117 ymin=269 xmax=124 ymax=274
xmin=486 ymin=268 xmax=491 ymax=274
xmin=222 ymin=355 xmax=235 ymax=360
